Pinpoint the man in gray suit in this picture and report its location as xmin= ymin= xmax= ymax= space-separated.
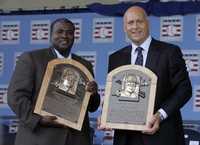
xmin=7 ymin=18 xmax=100 ymax=145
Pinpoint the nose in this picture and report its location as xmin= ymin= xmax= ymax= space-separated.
xmin=61 ymin=31 xmax=68 ymax=37
xmin=132 ymin=22 xmax=139 ymax=29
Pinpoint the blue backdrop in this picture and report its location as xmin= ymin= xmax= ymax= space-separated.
xmin=0 ymin=9 xmax=200 ymax=145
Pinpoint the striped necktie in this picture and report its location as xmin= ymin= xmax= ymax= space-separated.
xmin=135 ymin=47 xmax=143 ymax=66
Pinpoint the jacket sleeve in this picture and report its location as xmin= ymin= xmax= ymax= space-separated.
xmin=161 ymin=46 xmax=192 ymax=116
xmin=87 ymin=92 xmax=100 ymax=112
xmin=86 ymin=61 xmax=101 ymax=112
xmin=7 ymin=53 xmax=41 ymax=131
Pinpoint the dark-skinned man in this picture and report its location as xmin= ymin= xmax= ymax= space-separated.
xmin=7 ymin=18 xmax=100 ymax=145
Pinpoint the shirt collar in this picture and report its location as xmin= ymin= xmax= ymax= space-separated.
xmin=131 ymin=36 xmax=152 ymax=53
xmin=53 ymin=48 xmax=71 ymax=59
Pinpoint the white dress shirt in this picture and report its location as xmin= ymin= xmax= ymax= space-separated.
xmin=131 ymin=36 xmax=151 ymax=65
xmin=54 ymin=48 xmax=71 ymax=59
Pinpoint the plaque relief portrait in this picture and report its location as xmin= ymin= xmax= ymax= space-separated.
xmin=34 ymin=59 xmax=93 ymax=130
xmin=54 ymin=68 xmax=80 ymax=95
xmin=101 ymin=65 xmax=157 ymax=131
xmin=113 ymin=72 xmax=150 ymax=102
xmin=120 ymin=74 xmax=140 ymax=99
xmin=114 ymin=73 xmax=148 ymax=102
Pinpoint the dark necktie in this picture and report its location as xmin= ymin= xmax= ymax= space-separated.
xmin=135 ymin=47 xmax=143 ymax=66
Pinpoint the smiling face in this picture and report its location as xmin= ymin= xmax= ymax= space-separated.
xmin=123 ymin=6 xmax=149 ymax=46
xmin=51 ymin=20 xmax=75 ymax=56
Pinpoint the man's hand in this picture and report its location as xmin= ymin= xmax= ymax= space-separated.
xmin=39 ymin=115 xmax=66 ymax=128
xmin=86 ymin=81 xmax=98 ymax=95
xmin=97 ymin=116 xmax=112 ymax=131
xmin=142 ymin=112 xmax=161 ymax=135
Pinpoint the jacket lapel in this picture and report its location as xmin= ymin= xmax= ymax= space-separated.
xmin=48 ymin=48 xmax=58 ymax=60
xmin=41 ymin=48 xmax=57 ymax=73
xmin=122 ymin=45 xmax=132 ymax=65
xmin=145 ymin=39 xmax=160 ymax=72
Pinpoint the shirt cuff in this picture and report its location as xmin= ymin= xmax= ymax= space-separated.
xmin=158 ymin=108 xmax=168 ymax=120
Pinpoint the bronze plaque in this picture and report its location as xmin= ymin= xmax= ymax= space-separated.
xmin=101 ymin=65 xmax=157 ymax=131
xmin=34 ymin=59 xmax=93 ymax=130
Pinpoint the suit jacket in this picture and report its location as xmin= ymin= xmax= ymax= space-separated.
xmin=7 ymin=48 xmax=100 ymax=145
xmin=109 ymin=39 xmax=192 ymax=145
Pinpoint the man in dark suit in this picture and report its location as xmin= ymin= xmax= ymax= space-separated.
xmin=108 ymin=6 xmax=192 ymax=145
xmin=7 ymin=18 xmax=100 ymax=145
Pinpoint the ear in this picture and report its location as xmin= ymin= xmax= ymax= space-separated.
xmin=123 ymin=15 xmax=127 ymax=33
xmin=123 ymin=21 xmax=127 ymax=33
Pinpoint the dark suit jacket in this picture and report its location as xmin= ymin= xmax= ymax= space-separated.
xmin=7 ymin=48 xmax=100 ymax=145
xmin=109 ymin=39 xmax=192 ymax=145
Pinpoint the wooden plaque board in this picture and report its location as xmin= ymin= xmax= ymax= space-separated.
xmin=34 ymin=59 xmax=93 ymax=131
xmin=101 ymin=65 xmax=157 ymax=131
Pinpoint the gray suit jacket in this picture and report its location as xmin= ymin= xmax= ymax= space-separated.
xmin=7 ymin=48 xmax=100 ymax=145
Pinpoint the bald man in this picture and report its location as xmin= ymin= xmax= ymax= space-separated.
xmin=108 ymin=6 xmax=192 ymax=145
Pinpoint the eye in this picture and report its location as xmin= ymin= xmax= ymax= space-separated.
xmin=65 ymin=30 xmax=74 ymax=35
xmin=137 ymin=20 xmax=144 ymax=24
xmin=56 ymin=29 xmax=63 ymax=34
xmin=128 ymin=20 xmax=134 ymax=25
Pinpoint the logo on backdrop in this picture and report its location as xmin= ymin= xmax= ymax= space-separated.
xmin=0 ymin=53 xmax=3 ymax=75
xmin=98 ymin=85 xmax=105 ymax=99
xmin=97 ymin=85 xmax=105 ymax=114
xmin=193 ymin=86 xmax=200 ymax=112
xmin=182 ymin=50 xmax=200 ymax=76
xmin=0 ymin=21 xmax=20 ymax=44
xmin=196 ymin=15 xmax=200 ymax=41
xmin=8 ymin=119 xmax=19 ymax=133
xmin=31 ymin=20 xmax=50 ymax=44
xmin=75 ymin=51 xmax=96 ymax=75
xmin=71 ymin=19 xmax=81 ymax=43
xmin=93 ymin=18 xmax=114 ymax=43
xmin=102 ymin=130 xmax=114 ymax=145
xmin=160 ymin=16 xmax=183 ymax=42
xmin=0 ymin=85 xmax=8 ymax=108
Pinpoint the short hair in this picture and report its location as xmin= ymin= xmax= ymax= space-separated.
xmin=50 ymin=18 xmax=75 ymax=34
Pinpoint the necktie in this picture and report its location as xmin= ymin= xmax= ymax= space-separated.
xmin=135 ymin=47 xmax=143 ymax=66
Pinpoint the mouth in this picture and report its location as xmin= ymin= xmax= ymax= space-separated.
xmin=60 ymin=39 xmax=68 ymax=43
xmin=131 ymin=31 xmax=142 ymax=36
xmin=59 ymin=40 xmax=71 ymax=46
